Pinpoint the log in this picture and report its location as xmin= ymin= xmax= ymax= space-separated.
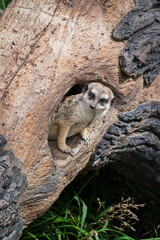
xmin=91 ymin=101 xmax=160 ymax=200
xmin=0 ymin=0 xmax=159 ymax=231
xmin=112 ymin=0 xmax=160 ymax=85
xmin=0 ymin=135 xmax=27 ymax=239
xmin=90 ymin=0 xmax=160 ymax=201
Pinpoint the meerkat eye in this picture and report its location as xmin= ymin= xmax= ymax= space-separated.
xmin=100 ymin=98 xmax=108 ymax=104
xmin=88 ymin=92 xmax=95 ymax=99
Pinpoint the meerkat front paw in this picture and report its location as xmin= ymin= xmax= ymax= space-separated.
xmin=80 ymin=129 xmax=91 ymax=146
xmin=59 ymin=146 xmax=75 ymax=156
xmin=83 ymin=135 xmax=91 ymax=146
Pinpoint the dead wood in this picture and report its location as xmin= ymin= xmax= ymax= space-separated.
xmin=0 ymin=0 xmax=159 ymax=233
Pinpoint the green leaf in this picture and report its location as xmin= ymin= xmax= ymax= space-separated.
xmin=140 ymin=238 xmax=160 ymax=240
xmin=74 ymin=196 xmax=88 ymax=237
xmin=1 ymin=0 xmax=5 ymax=10
xmin=113 ymin=236 xmax=135 ymax=240
xmin=27 ymin=232 xmax=38 ymax=239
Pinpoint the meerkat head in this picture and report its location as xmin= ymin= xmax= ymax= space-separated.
xmin=82 ymin=82 xmax=115 ymax=112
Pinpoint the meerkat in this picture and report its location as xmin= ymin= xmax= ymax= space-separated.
xmin=48 ymin=82 xmax=114 ymax=156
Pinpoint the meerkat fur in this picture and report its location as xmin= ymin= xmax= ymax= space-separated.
xmin=48 ymin=82 xmax=114 ymax=156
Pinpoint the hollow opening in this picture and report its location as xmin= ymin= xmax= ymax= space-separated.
xmin=47 ymin=82 xmax=116 ymax=160
xmin=48 ymin=83 xmax=85 ymax=160
xmin=64 ymin=83 xmax=84 ymax=96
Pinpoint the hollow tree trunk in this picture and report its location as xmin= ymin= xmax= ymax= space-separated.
xmin=0 ymin=0 xmax=159 ymax=234
xmin=0 ymin=135 xmax=27 ymax=240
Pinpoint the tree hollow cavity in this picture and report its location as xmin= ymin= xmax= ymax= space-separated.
xmin=48 ymin=84 xmax=85 ymax=160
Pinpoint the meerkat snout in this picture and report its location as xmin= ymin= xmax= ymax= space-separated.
xmin=90 ymin=104 xmax=96 ymax=110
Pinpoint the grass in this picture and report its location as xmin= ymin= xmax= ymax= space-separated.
xmin=1 ymin=0 xmax=160 ymax=239
xmin=20 ymin=168 xmax=160 ymax=240
xmin=0 ymin=0 xmax=11 ymax=10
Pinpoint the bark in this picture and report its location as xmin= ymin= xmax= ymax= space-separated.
xmin=113 ymin=0 xmax=160 ymax=85
xmin=89 ymin=0 xmax=160 ymax=202
xmin=0 ymin=0 xmax=159 ymax=231
xmin=91 ymin=101 xmax=160 ymax=200
xmin=0 ymin=135 xmax=27 ymax=240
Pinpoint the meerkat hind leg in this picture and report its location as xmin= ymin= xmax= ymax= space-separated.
xmin=58 ymin=124 xmax=75 ymax=156
xmin=80 ymin=128 xmax=91 ymax=146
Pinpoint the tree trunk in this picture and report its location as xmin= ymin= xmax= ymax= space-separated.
xmin=91 ymin=101 xmax=160 ymax=201
xmin=0 ymin=0 xmax=159 ymax=231
xmin=0 ymin=135 xmax=27 ymax=240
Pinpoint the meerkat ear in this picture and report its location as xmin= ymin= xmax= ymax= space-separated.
xmin=109 ymin=90 xmax=115 ymax=106
xmin=83 ymin=84 xmax=89 ymax=93
xmin=111 ymin=94 xmax=116 ymax=106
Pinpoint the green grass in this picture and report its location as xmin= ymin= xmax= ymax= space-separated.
xmin=20 ymin=196 xmax=135 ymax=240
xmin=20 ymin=168 xmax=160 ymax=240
xmin=0 ymin=0 xmax=11 ymax=10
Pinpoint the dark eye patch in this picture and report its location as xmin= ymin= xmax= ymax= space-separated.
xmin=88 ymin=92 xmax=95 ymax=99
xmin=100 ymin=98 xmax=108 ymax=104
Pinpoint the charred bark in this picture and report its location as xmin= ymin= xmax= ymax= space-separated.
xmin=91 ymin=101 xmax=160 ymax=200
xmin=0 ymin=135 xmax=27 ymax=240
xmin=113 ymin=0 xmax=160 ymax=85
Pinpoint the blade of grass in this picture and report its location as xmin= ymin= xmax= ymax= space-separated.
xmin=74 ymin=196 xmax=88 ymax=237
xmin=27 ymin=232 xmax=39 ymax=240
xmin=140 ymin=238 xmax=160 ymax=240
xmin=113 ymin=236 xmax=135 ymax=240
xmin=1 ymin=0 xmax=6 ymax=10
